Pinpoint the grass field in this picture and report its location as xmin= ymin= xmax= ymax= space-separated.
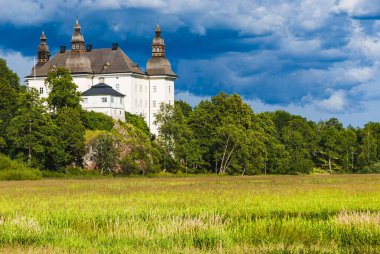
xmin=0 ymin=175 xmax=380 ymax=253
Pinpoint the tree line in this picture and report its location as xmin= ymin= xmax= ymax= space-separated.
xmin=1 ymin=58 xmax=380 ymax=175
xmin=155 ymin=93 xmax=380 ymax=175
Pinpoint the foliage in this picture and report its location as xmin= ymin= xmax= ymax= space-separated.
xmin=0 ymin=58 xmax=20 ymax=91
xmin=81 ymin=110 xmax=114 ymax=131
xmin=53 ymin=108 xmax=86 ymax=167
xmin=91 ymin=133 xmax=121 ymax=174
xmin=0 ymin=154 xmax=42 ymax=180
xmin=45 ymin=67 xmax=82 ymax=111
xmin=124 ymin=112 xmax=150 ymax=136
xmin=6 ymin=89 xmax=63 ymax=169
xmin=116 ymin=121 xmax=161 ymax=175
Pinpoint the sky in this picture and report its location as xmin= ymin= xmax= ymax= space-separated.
xmin=0 ymin=0 xmax=380 ymax=126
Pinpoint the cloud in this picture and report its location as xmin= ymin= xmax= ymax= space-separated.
xmin=2 ymin=0 xmax=380 ymax=125
xmin=0 ymin=50 xmax=33 ymax=82
xmin=333 ymin=0 xmax=380 ymax=18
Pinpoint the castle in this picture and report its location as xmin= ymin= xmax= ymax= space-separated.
xmin=25 ymin=19 xmax=176 ymax=135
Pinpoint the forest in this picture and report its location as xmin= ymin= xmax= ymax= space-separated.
xmin=1 ymin=58 xmax=380 ymax=177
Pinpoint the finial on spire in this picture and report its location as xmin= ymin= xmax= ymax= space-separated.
xmin=155 ymin=24 xmax=161 ymax=37
xmin=74 ymin=17 xmax=81 ymax=31
xmin=40 ymin=31 xmax=46 ymax=41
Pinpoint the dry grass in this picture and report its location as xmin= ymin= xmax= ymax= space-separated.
xmin=0 ymin=174 xmax=380 ymax=252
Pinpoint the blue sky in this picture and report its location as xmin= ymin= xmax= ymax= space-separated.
xmin=1 ymin=0 xmax=380 ymax=126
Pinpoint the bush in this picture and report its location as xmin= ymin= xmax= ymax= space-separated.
xmin=81 ymin=110 xmax=114 ymax=131
xmin=359 ymin=163 xmax=380 ymax=174
xmin=0 ymin=154 xmax=42 ymax=180
xmin=125 ymin=112 xmax=150 ymax=135
xmin=0 ymin=169 xmax=42 ymax=180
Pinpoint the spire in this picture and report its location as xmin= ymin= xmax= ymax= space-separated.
xmin=71 ymin=18 xmax=85 ymax=53
xmin=146 ymin=24 xmax=176 ymax=76
xmin=152 ymin=24 xmax=165 ymax=57
xmin=66 ymin=18 xmax=92 ymax=73
xmin=37 ymin=31 xmax=50 ymax=64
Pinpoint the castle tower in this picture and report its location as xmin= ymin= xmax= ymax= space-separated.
xmin=71 ymin=18 xmax=85 ymax=53
xmin=146 ymin=25 xmax=175 ymax=76
xmin=66 ymin=18 xmax=92 ymax=73
xmin=37 ymin=31 xmax=50 ymax=64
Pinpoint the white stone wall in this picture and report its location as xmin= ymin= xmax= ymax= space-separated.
xmin=26 ymin=72 xmax=174 ymax=136
xmin=148 ymin=76 xmax=175 ymax=135
xmin=81 ymin=94 xmax=125 ymax=121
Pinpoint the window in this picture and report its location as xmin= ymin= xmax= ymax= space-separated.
xmin=140 ymin=85 xmax=142 ymax=93
xmin=169 ymin=86 xmax=171 ymax=93
xmin=153 ymin=100 xmax=156 ymax=108
xmin=111 ymin=97 xmax=114 ymax=103
xmin=135 ymin=84 xmax=137 ymax=92
xmin=116 ymin=84 xmax=120 ymax=91
xmin=101 ymin=97 xmax=107 ymax=103
xmin=135 ymin=99 xmax=138 ymax=107
xmin=153 ymin=86 xmax=157 ymax=93
xmin=169 ymin=100 xmax=171 ymax=105
xmin=120 ymin=111 xmax=122 ymax=115
xmin=83 ymin=98 xmax=88 ymax=104
xmin=39 ymin=87 xmax=44 ymax=94
xmin=120 ymin=98 xmax=123 ymax=104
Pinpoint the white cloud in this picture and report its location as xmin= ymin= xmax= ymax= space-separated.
xmin=333 ymin=0 xmax=380 ymax=17
xmin=313 ymin=90 xmax=348 ymax=113
xmin=0 ymin=50 xmax=33 ymax=82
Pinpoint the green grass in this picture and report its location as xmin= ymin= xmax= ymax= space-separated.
xmin=0 ymin=175 xmax=380 ymax=253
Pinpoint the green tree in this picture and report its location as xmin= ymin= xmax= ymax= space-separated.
xmin=282 ymin=119 xmax=317 ymax=174
xmin=0 ymin=58 xmax=20 ymax=91
xmin=6 ymin=89 xmax=63 ymax=169
xmin=81 ymin=110 xmax=114 ymax=131
xmin=0 ymin=59 xmax=22 ymax=152
xmin=125 ymin=112 xmax=150 ymax=136
xmin=91 ymin=134 xmax=120 ymax=174
xmin=54 ymin=108 xmax=86 ymax=167
xmin=45 ymin=67 xmax=82 ymax=111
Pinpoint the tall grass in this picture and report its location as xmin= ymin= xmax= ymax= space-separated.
xmin=0 ymin=175 xmax=379 ymax=252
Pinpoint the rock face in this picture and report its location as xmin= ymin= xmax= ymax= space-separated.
xmin=83 ymin=122 xmax=153 ymax=174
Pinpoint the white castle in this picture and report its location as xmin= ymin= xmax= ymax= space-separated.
xmin=26 ymin=19 xmax=176 ymax=135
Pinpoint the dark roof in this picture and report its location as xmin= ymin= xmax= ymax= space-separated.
xmin=27 ymin=48 xmax=145 ymax=77
xmin=81 ymin=83 xmax=125 ymax=97
xmin=146 ymin=57 xmax=176 ymax=76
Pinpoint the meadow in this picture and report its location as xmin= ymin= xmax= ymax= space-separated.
xmin=0 ymin=175 xmax=379 ymax=253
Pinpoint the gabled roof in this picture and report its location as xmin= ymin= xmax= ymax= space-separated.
xmin=81 ymin=83 xmax=125 ymax=97
xmin=27 ymin=48 xmax=145 ymax=77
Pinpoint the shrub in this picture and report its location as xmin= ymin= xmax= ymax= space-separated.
xmin=359 ymin=163 xmax=380 ymax=174
xmin=0 ymin=169 xmax=42 ymax=180
xmin=0 ymin=154 xmax=42 ymax=180
xmin=81 ymin=110 xmax=114 ymax=131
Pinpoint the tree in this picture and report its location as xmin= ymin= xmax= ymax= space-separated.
xmin=45 ymin=67 xmax=82 ymax=111
xmin=0 ymin=59 xmax=22 ymax=152
xmin=317 ymin=120 xmax=341 ymax=172
xmin=91 ymin=134 xmax=120 ymax=174
xmin=6 ymin=89 xmax=63 ymax=169
xmin=282 ymin=119 xmax=317 ymax=174
xmin=125 ymin=112 xmax=150 ymax=136
xmin=81 ymin=110 xmax=114 ymax=131
xmin=54 ymin=108 xmax=86 ymax=167
xmin=0 ymin=58 xmax=20 ymax=91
